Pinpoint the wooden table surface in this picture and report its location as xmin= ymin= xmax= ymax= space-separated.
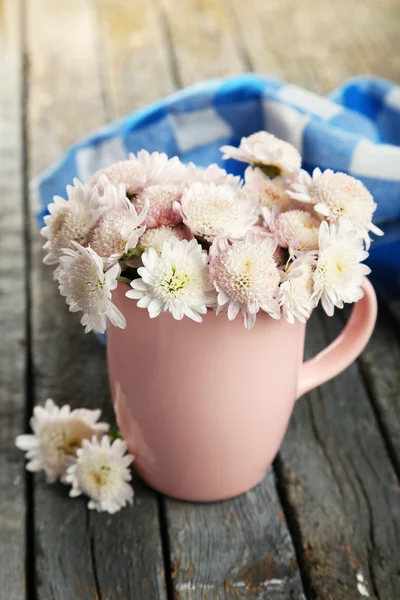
xmin=1 ymin=1 xmax=400 ymax=599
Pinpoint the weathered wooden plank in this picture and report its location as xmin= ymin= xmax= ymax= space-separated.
xmin=276 ymin=309 xmax=400 ymax=599
xmin=0 ymin=1 xmax=26 ymax=598
xmin=158 ymin=0 xmax=244 ymax=87
xmin=166 ymin=473 xmax=305 ymax=599
xmin=96 ymin=0 xmax=175 ymax=117
xmin=27 ymin=0 xmax=105 ymax=174
xmin=357 ymin=308 xmax=400 ymax=479
xmin=27 ymin=1 xmax=166 ymax=598
xmin=229 ymin=0 xmax=400 ymax=92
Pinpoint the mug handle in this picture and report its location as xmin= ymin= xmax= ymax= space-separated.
xmin=296 ymin=278 xmax=377 ymax=400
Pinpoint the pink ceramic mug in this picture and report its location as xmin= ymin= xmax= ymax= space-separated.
xmin=107 ymin=279 xmax=377 ymax=502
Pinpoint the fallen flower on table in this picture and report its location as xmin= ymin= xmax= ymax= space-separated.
xmin=65 ymin=436 xmax=134 ymax=514
xmin=16 ymin=399 xmax=134 ymax=514
xmin=15 ymin=399 xmax=109 ymax=483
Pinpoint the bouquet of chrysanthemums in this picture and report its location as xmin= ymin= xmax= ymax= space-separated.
xmin=42 ymin=131 xmax=382 ymax=332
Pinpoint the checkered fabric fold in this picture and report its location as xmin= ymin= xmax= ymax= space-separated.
xmin=34 ymin=73 xmax=400 ymax=317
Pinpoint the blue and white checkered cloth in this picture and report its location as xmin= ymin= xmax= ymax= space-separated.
xmin=34 ymin=73 xmax=400 ymax=317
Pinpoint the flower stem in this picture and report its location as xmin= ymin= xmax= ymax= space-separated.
xmin=116 ymin=275 xmax=132 ymax=284
xmin=108 ymin=428 xmax=122 ymax=440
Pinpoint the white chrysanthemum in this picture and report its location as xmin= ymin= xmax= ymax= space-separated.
xmin=87 ymin=178 xmax=131 ymax=220
xmin=244 ymin=165 xmax=270 ymax=182
xmin=91 ymin=151 xmax=188 ymax=196
xmin=15 ymin=399 xmax=109 ymax=483
xmin=249 ymin=225 xmax=287 ymax=266
xmin=221 ymin=132 xmax=301 ymax=176
xmin=242 ymin=178 xmax=293 ymax=215
xmin=132 ymin=150 xmax=188 ymax=185
xmin=314 ymin=220 xmax=371 ymax=316
xmin=186 ymin=162 xmax=242 ymax=187
xmin=210 ymin=233 xmax=281 ymax=329
xmin=280 ymin=255 xmax=317 ymax=323
xmin=91 ymin=161 xmax=146 ymax=196
xmin=41 ymin=178 xmax=99 ymax=265
xmin=134 ymin=183 xmax=183 ymax=228
xmin=138 ymin=225 xmax=192 ymax=254
xmin=176 ymin=182 xmax=258 ymax=241
xmin=65 ymin=436 xmax=134 ymax=514
xmin=265 ymin=208 xmax=320 ymax=252
xmin=288 ymin=168 xmax=383 ymax=245
xmin=58 ymin=243 xmax=126 ymax=333
xmin=87 ymin=193 xmax=148 ymax=265
xmin=126 ymin=238 xmax=216 ymax=322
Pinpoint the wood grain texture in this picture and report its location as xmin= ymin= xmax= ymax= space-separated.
xmin=229 ymin=0 xmax=400 ymax=92
xmin=166 ymin=471 xmax=305 ymax=599
xmin=158 ymin=0 xmax=245 ymax=87
xmin=358 ymin=309 xmax=400 ymax=478
xmin=27 ymin=0 xmax=105 ymax=174
xmin=276 ymin=309 xmax=400 ymax=600
xmin=96 ymin=0 xmax=175 ymax=117
xmin=0 ymin=1 xmax=26 ymax=598
xmin=27 ymin=1 xmax=166 ymax=598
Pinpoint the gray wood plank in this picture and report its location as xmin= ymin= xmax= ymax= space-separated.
xmin=0 ymin=1 xmax=26 ymax=598
xmin=158 ymin=0 xmax=244 ymax=87
xmin=28 ymin=1 xmax=166 ymax=598
xmin=276 ymin=309 xmax=400 ymax=600
xmin=229 ymin=0 xmax=400 ymax=93
xmin=166 ymin=472 xmax=305 ymax=599
xmin=357 ymin=308 xmax=400 ymax=478
xmin=96 ymin=0 xmax=175 ymax=117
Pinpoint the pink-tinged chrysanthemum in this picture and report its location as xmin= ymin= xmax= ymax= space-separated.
xmin=249 ymin=224 xmax=287 ymax=265
xmin=186 ymin=162 xmax=242 ymax=187
xmin=91 ymin=151 xmax=188 ymax=196
xmin=288 ymin=168 xmax=383 ymax=246
xmin=15 ymin=399 xmax=109 ymax=483
xmin=280 ymin=255 xmax=317 ymax=323
xmin=244 ymin=165 xmax=270 ymax=183
xmin=58 ymin=242 xmax=126 ymax=334
xmin=176 ymin=182 xmax=258 ymax=241
xmin=91 ymin=160 xmax=146 ymax=196
xmin=41 ymin=178 xmax=99 ymax=265
xmin=220 ymin=132 xmax=301 ymax=176
xmin=126 ymin=238 xmax=216 ymax=322
xmin=138 ymin=224 xmax=192 ymax=254
xmin=87 ymin=193 xmax=148 ymax=265
xmin=265 ymin=208 xmax=320 ymax=252
xmin=210 ymin=233 xmax=281 ymax=329
xmin=242 ymin=178 xmax=293 ymax=215
xmin=132 ymin=150 xmax=188 ymax=185
xmin=86 ymin=177 xmax=130 ymax=221
xmin=65 ymin=436 xmax=134 ymax=514
xmin=134 ymin=183 xmax=183 ymax=228
xmin=314 ymin=220 xmax=371 ymax=316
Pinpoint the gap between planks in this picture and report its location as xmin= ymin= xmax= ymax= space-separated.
xmin=21 ymin=0 xmax=38 ymax=596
